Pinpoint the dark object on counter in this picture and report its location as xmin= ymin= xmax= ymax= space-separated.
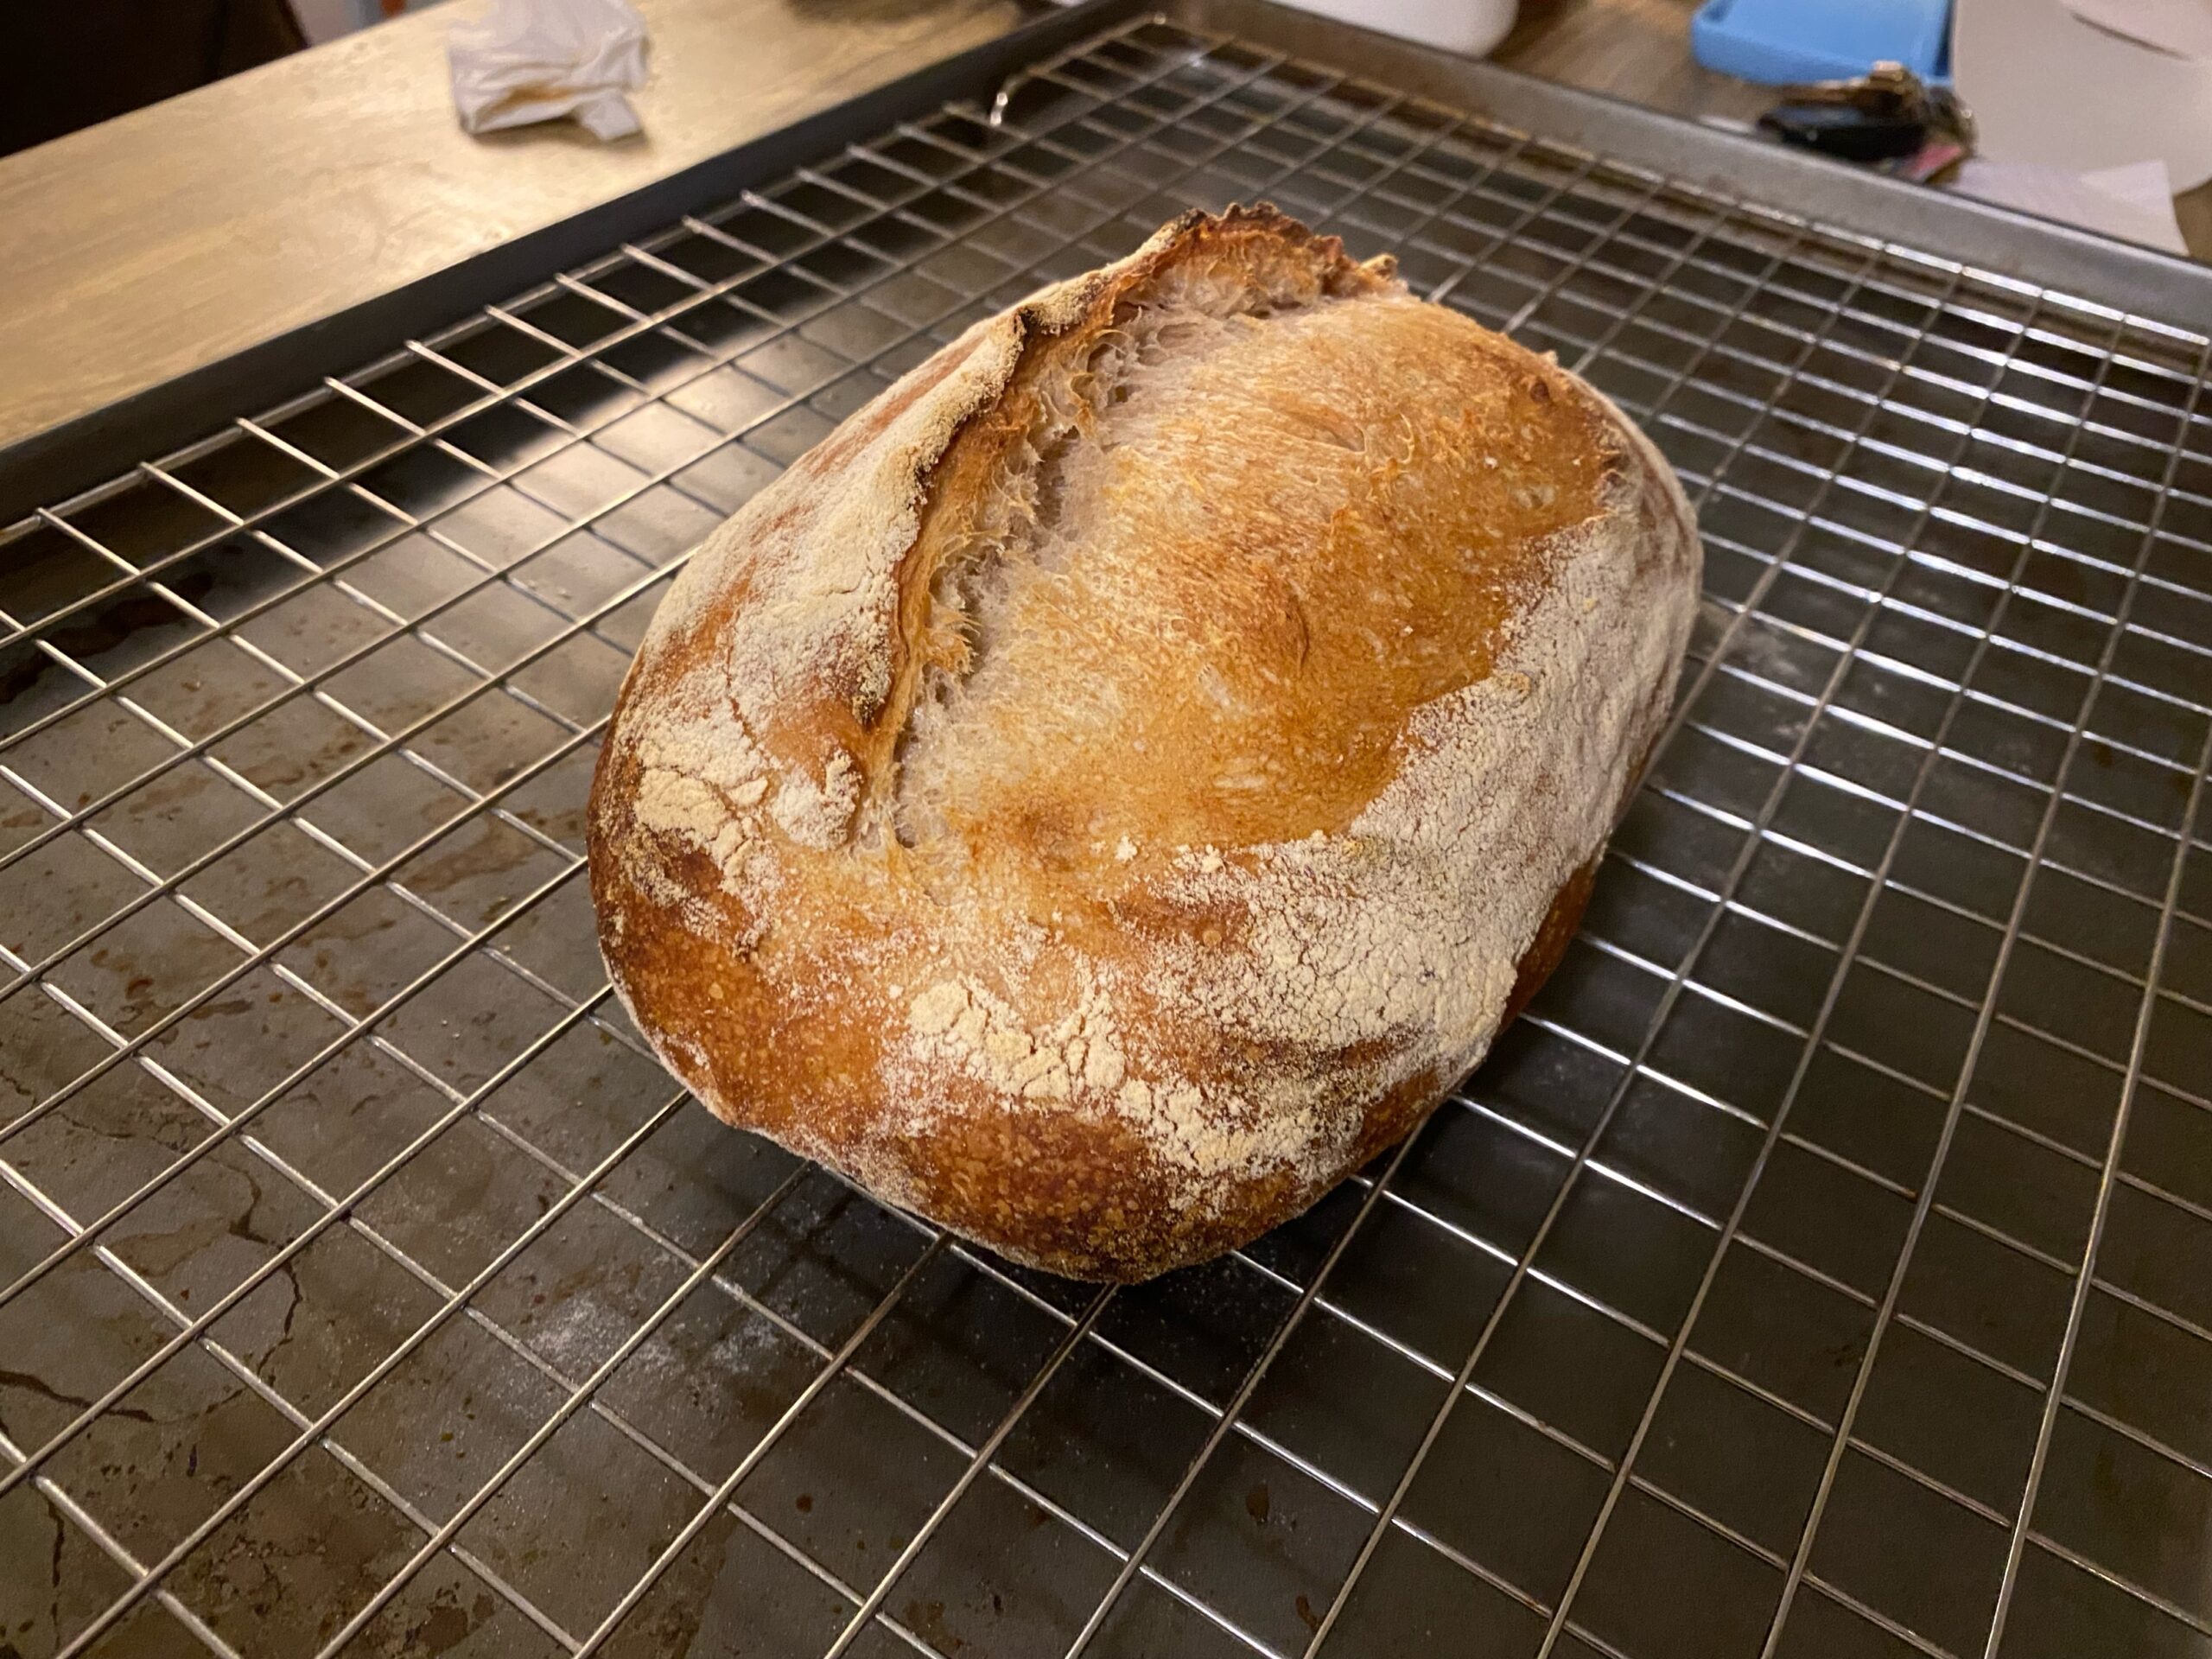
xmin=1758 ymin=62 xmax=1974 ymax=166
xmin=2 ymin=0 xmax=306 ymax=160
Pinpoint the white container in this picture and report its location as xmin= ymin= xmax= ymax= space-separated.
xmin=1270 ymin=0 xmax=1518 ymax=58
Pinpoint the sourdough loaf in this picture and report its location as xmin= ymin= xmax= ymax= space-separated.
xmin=588 ymin=206 xmax=1699 ymax=1281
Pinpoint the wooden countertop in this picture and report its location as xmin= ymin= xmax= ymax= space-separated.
xmin=1496 ymin=0 xmax=2212 ymax=260
xmin=0 ymin=0 xmax=1025 ymax=461
xmin=2 ymin=0 xmax=2202 ymax=476
xmin=1495 ymin=0 xmax=1770 ymax=125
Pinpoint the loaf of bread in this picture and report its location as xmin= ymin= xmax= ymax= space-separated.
xmin=588 ymin=207 xmax=1699 ymax=1281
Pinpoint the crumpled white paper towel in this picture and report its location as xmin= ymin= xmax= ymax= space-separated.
xmin=448 ymin=0 xmax=650 ymax=142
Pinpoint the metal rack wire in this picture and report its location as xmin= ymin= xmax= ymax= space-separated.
xmin=2 ymin=12 xmax=2209 ymax=1657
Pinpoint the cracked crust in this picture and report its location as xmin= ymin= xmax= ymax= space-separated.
xmin=588 ymin=207 xmax=1700 ymax=1281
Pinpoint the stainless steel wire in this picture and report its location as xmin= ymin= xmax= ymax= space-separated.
xmin=3 ymin=14 xmax=2210 ymax=1659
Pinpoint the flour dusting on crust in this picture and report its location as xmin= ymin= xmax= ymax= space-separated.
xmin=588 ymin=207 xmax=1700 ymax=1280
xmin=1146 ymin=499 xmax=1679 ymax=1094
xmin=869 ymin=468 xmax=1685 ymax=1216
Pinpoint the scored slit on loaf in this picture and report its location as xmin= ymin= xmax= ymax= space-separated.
xmin=588 ymin=206 xmax=1700 ymax=1281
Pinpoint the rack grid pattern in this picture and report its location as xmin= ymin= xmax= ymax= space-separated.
xmin=3 ymin=15 xmax=2211 ymax=1658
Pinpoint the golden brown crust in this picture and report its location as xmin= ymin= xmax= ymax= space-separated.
xmin=588 ymin=207 xmax=1699 ymax=1281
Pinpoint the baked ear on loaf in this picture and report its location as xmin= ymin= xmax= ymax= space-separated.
xmin=588 ymin=206 xmax=1700 ymax=1281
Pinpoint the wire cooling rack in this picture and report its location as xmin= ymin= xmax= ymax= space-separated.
xmin=3 ymin=11 xmax=2211 ymax=1658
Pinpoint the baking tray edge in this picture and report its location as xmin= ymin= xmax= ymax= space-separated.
xmin=1177 ymin=0 xmax=2212 ymax=325
xmin=0 ymin=0 xmax=1145 ymax=528
xmin=8 ymin=0 xmax=2210 ymax=528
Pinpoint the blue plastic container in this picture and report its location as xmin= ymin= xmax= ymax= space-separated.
xmin=1691 ymin=0 xmax=1952 ymax=86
